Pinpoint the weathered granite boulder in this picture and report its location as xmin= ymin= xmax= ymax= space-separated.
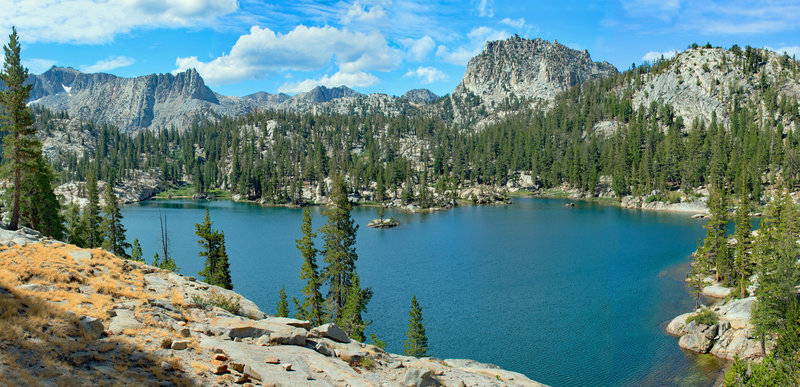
xmin=678 ymin=323 xmax=717 ymax=353
xmin=308 ymin=323 xmax=350 ymax=343
xmin=666 ymin=312 xmax=694 ymax=336
xmin=404 ymin=368 xmax=440 ymax=387
xmin=717 ymin=297 xmax=755 ymax=329
xmin=79 ymin=315 xmax=104 ymax=339
xmin=702 ymin=284 xmax=732 ymax=298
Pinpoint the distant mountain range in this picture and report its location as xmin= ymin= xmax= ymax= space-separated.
xmin=10 ymin=36 xmax=794 ymax=133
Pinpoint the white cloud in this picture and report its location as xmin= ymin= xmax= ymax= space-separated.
xmin=404 ymin=66 xmax=447 ymax=84
xmin=174 ymin=25 xmax=401 ymax=85
xmin=765 ymin=45 xmax=800 ymax=58
xmin=641 ymin=49 xmax=679 ymax=63
xmin=621 ymin=0 xmax=800 ymax=35
xmin=436 ymin=26 xmax=510 ymax=65
xmin=402 ymin=35 xmax=435 ymax=62
xmin=341 ymin=1 xmax=388 ymax=24
xmin=500 ymin=18 xmax=525 ymax=29
xmin=81 ymin=56 xmax=135 ymax=73
xmin=278 ymin=71 xmax=379 ymax=93
xmin=0 ymin=0 xmax=238 ymax=44
xmin=475 ymin=0 xmax=494 ymax=17
xmin=23 ymin=58 xmax=56 ymax=74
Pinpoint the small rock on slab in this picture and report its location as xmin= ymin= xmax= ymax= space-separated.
xmin=171 ymin=340 xmax=190 ymax=350
xmin=314 ymin=341 xmax=334 ymax=357
xmin=404 ymin=368 xmax=440 ymax=387
xmin=264 ymin=356 xmax=280 ymax=364
xmin=282 ymin=363 xmax=293 ymax=371
xmin=229 ymin=362 xmax=245 ymax=373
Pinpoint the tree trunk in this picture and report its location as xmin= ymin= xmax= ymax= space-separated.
xmin=9 ymin=167 xmax=21 ymax=230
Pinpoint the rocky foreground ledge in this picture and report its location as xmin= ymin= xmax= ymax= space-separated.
xmin=0 ymin=227 xmax=544 ymax=386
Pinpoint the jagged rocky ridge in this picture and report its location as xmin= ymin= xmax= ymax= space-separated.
xmin=0 ymin=227 xmax=545 ymax=386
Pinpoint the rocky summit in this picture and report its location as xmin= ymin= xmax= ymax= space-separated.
xmin=453 ymin=35 xmax=617 ymax=109
xmin=0 ymin=227 xmax=545 ymax=386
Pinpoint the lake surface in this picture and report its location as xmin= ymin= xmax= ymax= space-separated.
xmin=121 ymin=197 xmax=726 ymax=386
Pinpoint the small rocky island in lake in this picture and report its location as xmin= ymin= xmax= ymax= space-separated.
xmin=368 ymin=218 xmax=400 ymax=228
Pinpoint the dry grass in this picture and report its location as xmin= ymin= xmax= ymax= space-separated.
xmin=0 ymin=241 xmax=193 ymax=385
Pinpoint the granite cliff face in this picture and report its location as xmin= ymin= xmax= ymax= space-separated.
xmin=453 ymin=35 xmax=618 ymax=108
xmin=401 ymin=89 xmax=439 ymax=104
xmin=21 ymin=67 xmax=253 ymax=133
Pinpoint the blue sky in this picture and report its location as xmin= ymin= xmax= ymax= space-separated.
xmin=4 ymin=1 xmax=800 ymax=97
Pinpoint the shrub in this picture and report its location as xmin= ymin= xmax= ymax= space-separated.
xmin=687 ymin=307 xmax=718 ymax=326
xmin=645 ymin=195 xmax=658 ymax=203
xmin=190 ymin=291 xmax=241 ymax=315
xmin=358 ymin=356 xmax=375 ymax=370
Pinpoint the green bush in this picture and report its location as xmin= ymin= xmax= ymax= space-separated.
xmin=645 ymin=195 xmax=658 ymax=203
xmin=191 ymin=292 xmax=241 ymax=315
xmin=687 ymin=307 xmax=719 ymax=326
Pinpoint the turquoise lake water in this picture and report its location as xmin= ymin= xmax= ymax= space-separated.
xmin=121 ymin=197 xmax=726 ymax=386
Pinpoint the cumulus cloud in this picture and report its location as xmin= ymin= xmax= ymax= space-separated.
xmin=641 ymin=49 xmax=679 ymax=63
xmin=341 ymin=0 xmax=388 ymax=24
xmin=404 ymin=66 xmax=447 ymax=84
xmin=402 ymin=35 xmax=435 ymax=62
xmin=81 ymin=56 xmax=135 ymax=73
xmin=174 ymin=25 xmax=402 ymax=85
xmin=436 ymin=26 xmax=510 ymax=65
xmin=0 ymin=0 xmax=238 ymax=44
xmin=23 ymin=58 xmax=56 ymax=74
xmin=278 ymin=71 xmax=379 ymax=93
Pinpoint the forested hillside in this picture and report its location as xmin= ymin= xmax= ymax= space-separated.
xmin=29 ymin=44 xmax=800 ymax=213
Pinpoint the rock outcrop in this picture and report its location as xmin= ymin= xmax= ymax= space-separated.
xmin=453 ymin=35 xmax=617 ymax=110
xmin=0 ymin=227 xmax=545 ymax=386
xmin=401 ymin=89 xmax=439 ymax=104
xmin=667 ymin=297 xmax=765 ymax=360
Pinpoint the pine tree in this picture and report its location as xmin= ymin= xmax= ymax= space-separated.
xmin=321 ymin=175 xmax=360 ymax=321
xmin=0 ymin=27 xmax=37 ymax=231
xmin=101 ymin=182 xmax=130 ymax=257
xmin=338 ymin=273 xmax=372 ymax=341
xmin=276 ymin=286 xmax=289 ymax=317
xmin=752 ymin=192 xmax=800 ymax=355
xmin=297 ymin=207 xmax=325 ymax=326
xmin=152 ymin=252 xmax=177 ymax=272
xmin=82 ymin=173 xmax=102 ymax=247
xmin=195 ymin=209 xmax=233 ymax=289
xmin=9 ymin=155 xmax=64 ymax=238
xmin=131 ymin=238 xmax=143 ymax=261
xmin=701 ymin=186 xmax=731 ymax=282
xmin=65 ymin=202 xmax=86 ymax=247
xmin=733 ymin=184 xmax=752 ymax=298
xmin=405 ymin=295 xmax=428 ymax=357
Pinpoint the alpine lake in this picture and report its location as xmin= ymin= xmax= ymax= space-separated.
xmin=121 ymin=197 xmax=727 ymax=386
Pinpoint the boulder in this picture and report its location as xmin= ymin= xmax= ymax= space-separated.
xmin=211 ymin=319 xmax=272 ymax=340
xmin=710 ymin=328 xmax=764 ymax=360
xmin=702 ymin=284 xmax=732 ymax=298
xmin=718 ymin=297 xmax=755 ymax=329
xmin=666 ymin=312 xmax=694 ymax=336
xmin=404 ymin=368 xmax=440 ymax=387
xmin=15 ymin=283 xmax=55 ymax=293
xmin=269 ymin=328 xmax=307 ymax=346
xmin=79 ymin=315 xmax=104 ymax=339
xmin=678 ymin=324 xmax=717 ymax=353
xmin=314 ymin=341 xmax=335 ymax=357
xmin=308 ymin=323 xmax=350 ymax=343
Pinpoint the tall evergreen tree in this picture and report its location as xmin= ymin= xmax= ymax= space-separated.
xmin=65 ymin=202 xmax=86 ymax=247
xmin=404 ymin=295 xmax=428 ymax=357
xmin=700 ymin=186 xmax=731 ymax=282
xmin=321 ymin=175 xmax=360 ymax=320
xmin=296 ymin=207 xmax=325 ymax=326
xmin=0 ymin=27 xmax=37 ymax=231
xmin=101 ymin=182 xmax=130 ymax=257
xmin=82 ymin=173 xmax=102 ymax=247
xmin=10 ymin=155 xmax=63 ymax=238
xmin=338 ymin=273 xmax=372 ymax=341
xmin=195 ymin=209 xmax=233 ymax=289
xmin=276 ymin=286 xmax=289 ymax=317
xmin=733 ymin=183 xmax=753 ymax=298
